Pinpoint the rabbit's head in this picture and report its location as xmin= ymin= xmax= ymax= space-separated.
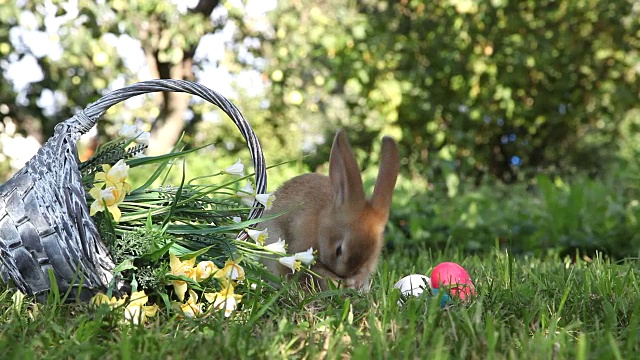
xmin=316 ymin=130 xmax=400 ymax=290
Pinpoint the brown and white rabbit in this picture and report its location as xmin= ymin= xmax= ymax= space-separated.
xmin=262 ymin=129 xmax=400 ymax=291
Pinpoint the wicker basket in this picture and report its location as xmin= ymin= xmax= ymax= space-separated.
xmin=0 ymin=79 xmax=266 ymax=301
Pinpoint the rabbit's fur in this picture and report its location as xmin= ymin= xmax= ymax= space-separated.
xmin=262 ymin=129 xmax=400 ymax=291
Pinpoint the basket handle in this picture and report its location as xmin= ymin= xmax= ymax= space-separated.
xmin=61 ymin=79 xmax=267 ymax=224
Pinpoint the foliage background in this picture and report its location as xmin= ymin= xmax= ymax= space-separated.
xmin=1 ymin=0 xmax=640 ymax=257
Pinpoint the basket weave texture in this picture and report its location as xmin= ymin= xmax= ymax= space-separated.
xmin=0 ymin=79 xmax=266 ymax=301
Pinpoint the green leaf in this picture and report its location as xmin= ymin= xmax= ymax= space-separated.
xmin=113 ymin=259 xmax=137 ymax=274
xmin=130 ymin=144 xmax=210 ymax=193
xmin=131 ymin=274 xmax=138 ymax=293
xmin=165 ymin=274 xmax=202 ymax=290
xmin=161 ymin=159 xmax=187 ymax=229
xmin=140 ymin=240 xmax=175 ymax=263
xmin=173 ymin=245 xmax=214 ymax=261
xmin=127 ymin=144 xmax=209 ymax=168
xmin=158 ymin=292 xmax=172 ymax=313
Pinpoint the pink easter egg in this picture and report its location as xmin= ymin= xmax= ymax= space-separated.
xmin=430 ymin=262 xmax=476 ymax=300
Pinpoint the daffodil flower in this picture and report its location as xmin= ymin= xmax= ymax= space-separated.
xmin=224 ymin=159 xmax=245 ymax=176
xmin=204 ymin=284 xmax=242 ymax=317
xmin=94 ymin=159 xmax=131 ymax=188
xmin=293 ymin=248 xmax=315 ymax=265
xmin=90 ymin=292 xmax=127 ymax=309
xmin=89 ymin=185 xmax=126 ymax=222
xmin=168 ymin=253 xmax=197 ymax=302
xmin=195 ymin=260 xmax=218 ymax=282
xmin=246 ymin=228 xmax=268 ymax=245
xmin=215 ymin=259 xmax=245 ymax=282
xmin=278 ymin=256 xmax=301 ymax=274
xmin=264 ymin=238 xmax=287 ymax=254
xmin=118 ymin=123 xmax=150 ymax=145
xmin=255 ymin=193 xmax=275 ymax=210
xmin=236 ymin=181 xmax=255 ymax=207
xmin=179 ymin=290 xmax=204 ymax=318
xmin=124 ymin=290 xmax=159 ymax=325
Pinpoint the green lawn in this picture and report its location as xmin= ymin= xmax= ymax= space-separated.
xmin=1 ymin=246 xmax=638 ymax=359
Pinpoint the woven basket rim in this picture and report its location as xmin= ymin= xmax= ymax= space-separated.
xmin=69 ymin=79 xmax=267 ymax=223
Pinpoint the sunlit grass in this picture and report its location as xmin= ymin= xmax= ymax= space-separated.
xmin=1 ymin=246 xmax=638 ymax=359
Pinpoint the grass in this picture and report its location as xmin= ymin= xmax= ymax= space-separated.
xmin=1 ymin=245 xmax=639 ymax=359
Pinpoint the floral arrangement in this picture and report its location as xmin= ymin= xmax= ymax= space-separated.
xmin=78 ymin=123 xmax=315 ymax=323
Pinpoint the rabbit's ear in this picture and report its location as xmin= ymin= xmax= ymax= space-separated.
xmin=370 ymin=136 xmax=400 ymax=217
xmin=329 ymin=129 xmax=365 ymax=208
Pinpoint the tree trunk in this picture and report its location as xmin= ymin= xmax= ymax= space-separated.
xmin=143 ymin=0 xmax=220 ymax=155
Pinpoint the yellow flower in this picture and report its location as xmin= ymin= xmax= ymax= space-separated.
xmin=89 ymin=185 xmax=127 ymax=222
xmin=204 ymin=284 xmax=242 ymax=317
xmin=91 ymin=291 xmax=157 ymax=325
xmin=195 ymin=260 xmax=218 ymax=282
xmin=124 ymin=291 xmax=159 ymax=325
xmin=169 ymin=253 xmax=197 ymax=275
xmin=215 ymin=259 xmax=245 ymax=282
xmin=168 ymin=253 xmax=197 ymax=302
xmin=179 ymin=290 xmax=204 ymax=318
xmin=90 ymin=292 xmax=127 ymax=308
xmin=95 ymin=159 xmax=131 ymax=188
xmin=11 ymin=290 xmax=25 ymax=313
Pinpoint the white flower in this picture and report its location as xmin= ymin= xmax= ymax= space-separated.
xmin=237 ymin=181 xmax=254 ymax=196
xmin=224 ymin=159 xmax=245 ymax=176
xmin=293 ymin=248 xmax=315 ymax=265
xmin=236 ymin=181 xmax=255 ymax=207
xmin=264 ymin=238 xmax=287 ymax=254
xmin=278 ymin=256 xmax=301 ymax=274
xmin=118 ymin=124 xmax=148 ymax=144
xmin=118 ymin=123 xmax=150 ymax=145
xmin=232 ymin=216 xmax=242 ymax=223
xmin=255 ymin=193 xmax=275 ymax=210
xmin=246 ymin=228 xmax=268 ymax=245
xmin=135 ymin=131 xmax=150 ymax=145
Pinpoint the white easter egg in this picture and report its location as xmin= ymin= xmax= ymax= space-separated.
xmin=394 ymin=274 xmax=432 ymax=303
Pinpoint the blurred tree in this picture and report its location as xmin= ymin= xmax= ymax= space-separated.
xmin=2 ymin=0 xmax=640 ymax=189
xmin=0 ymin=0 xmax=222 ymax=161
xmin=242 ymin=0 xmax=640 ymax=186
